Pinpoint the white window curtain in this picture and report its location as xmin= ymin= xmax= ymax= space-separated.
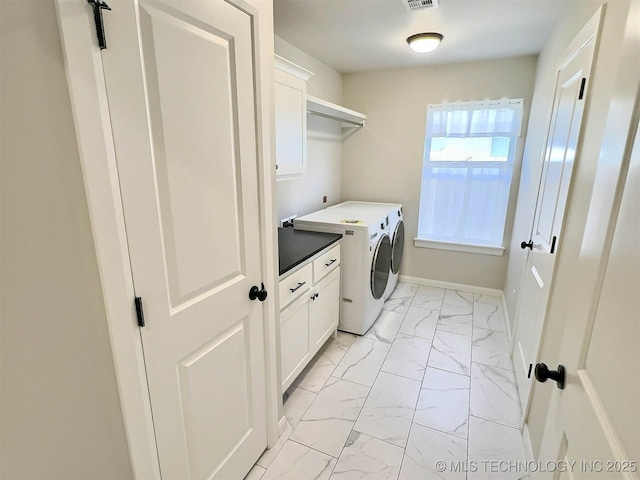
xmin=429 ymin=100 xmax=523 ymax=138
xmin=417 ymin=99 xmax=523 ymax=248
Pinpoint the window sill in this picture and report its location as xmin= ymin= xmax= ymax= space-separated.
xmin=414 ymin=238 xmax=505 ymax=257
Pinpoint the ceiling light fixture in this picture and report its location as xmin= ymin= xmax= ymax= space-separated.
xmin=407 ymin=32 xmax=443 ymax=53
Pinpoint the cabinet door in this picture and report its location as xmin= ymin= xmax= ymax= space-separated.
xmin=309 ymin=268 xmax=340 ymax=354
xmin=280 ymin=295 xmax=311 ymax=392
xmin=275 ymin=68 xmax=306 ymax=179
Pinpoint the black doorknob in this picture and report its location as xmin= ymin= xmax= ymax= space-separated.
xmin=521 ymin=240 xmax=534 ymax=250
xmin=249 ymin=283 xmax=268 ymax=302
xmin=534 ymin=363 xmax=565 ymax=389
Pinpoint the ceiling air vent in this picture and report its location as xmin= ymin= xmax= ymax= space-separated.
xmin=403 ymin=0 xmax=439 ymax=12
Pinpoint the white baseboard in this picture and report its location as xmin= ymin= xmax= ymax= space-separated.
xmin=398 ymin=275 xmax=503 ymax=297
xmin=501 ymin=294 xmax=513 ymax=343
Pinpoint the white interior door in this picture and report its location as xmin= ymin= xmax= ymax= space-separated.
xmin=512 ymin=10 xmax=601 ymax=416
xmin=537 ymin=10 xmax=639 ymax=472
xmin=100 ymin=1 xmax=267 ymax=478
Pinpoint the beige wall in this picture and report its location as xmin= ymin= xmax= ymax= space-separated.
xmin=274 ymin=37 xmax=344 ymax=221
xmin=0 ymin=1 xmax=133 ymax=478
xmin=508 ymin=1 xmax=632 ymax=456
xmin=342 ymin=57 xmax=537 ymax=289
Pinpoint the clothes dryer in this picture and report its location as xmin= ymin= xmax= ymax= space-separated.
xmin=294 ymin=208 xmax=391 ymax=334
xmin=327 ymin=201 xmax=404 ymax=300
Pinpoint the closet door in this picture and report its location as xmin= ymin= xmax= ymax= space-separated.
xmin=100 ymin=1 xmax=267 ymax=478
xmin=512 ymin=14 xmax=599 ymax=415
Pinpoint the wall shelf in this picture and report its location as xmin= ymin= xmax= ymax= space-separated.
xmin=306 ymin=95 xmax=366 ymax=127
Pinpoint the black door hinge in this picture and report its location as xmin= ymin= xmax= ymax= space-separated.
xmin=135 ymin=296 xmax=145 ymax=327
xmin=578 ymin=78 xmax=586 ymax=100
xmin=88 ymin=0 xmax=111 ymax=50
xmin=550 ymin=235 xmax=557 ymax=254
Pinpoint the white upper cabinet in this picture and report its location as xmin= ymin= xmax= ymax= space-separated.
xmin=274 ymin=55 xmax=314 ymax=180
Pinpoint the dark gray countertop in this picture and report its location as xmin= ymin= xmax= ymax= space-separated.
xmin=278 ymin=227 xmax=342 ymax=276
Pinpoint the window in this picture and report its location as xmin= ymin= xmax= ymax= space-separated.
xmin=416 ymin=99 xmax=523 ymax=255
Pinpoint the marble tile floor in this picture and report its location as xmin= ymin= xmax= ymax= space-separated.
xmin=249 ymin=282 xmax=526 ymax=480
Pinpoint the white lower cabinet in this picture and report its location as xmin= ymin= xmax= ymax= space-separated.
xmin=309 ymin=268 xmax=340 ymax=352
xmin=279 ymin=244 xmax=340 ymax=392
xmin=280 ymin=295 xmax=311 ymax=390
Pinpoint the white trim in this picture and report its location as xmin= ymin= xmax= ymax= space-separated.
xmin=577 ymin=371 xmax=637 ymax=480
xmin=274 ymin=54 xmax=314 ymax=81
xmin=522 ymin=423 xmax=535 ymax=463
xmin=558 ymin=6 xmax=604 ymax=71
xmin=55 ymin=0 xmax=280 ymax=472
xmin=247 ymin=0 xmax=281 ymax=450
xmin=55 ymin=1 xmax=160 ymax=477
xmin=501 ymin=293 xmax=513 ymax=343
xmin=413 ymin=238 xmax=505 ymax=256
xmin=278 ymin=416 xmax=288 ymax=436
xmin=398 ymin=275 xmax=503 ymax=297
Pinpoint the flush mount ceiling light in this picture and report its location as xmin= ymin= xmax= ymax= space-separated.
xmin=407 ymin=32 xmax=443 ymax=53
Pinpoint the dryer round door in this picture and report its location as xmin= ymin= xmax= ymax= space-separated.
xmin=391 ymin=220 xmax=405 ymax=274
xmin=371 ymin=233 xmax=391 ymax=300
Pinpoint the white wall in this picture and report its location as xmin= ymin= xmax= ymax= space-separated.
xmin=342 ymin=57 xmax=537 ymax=289
xmin=274 ymin=37 xmax=344 ymax=221
xmin=0 ymin=1 xmax=133 ymax=478
xmin=507 ymin=0 xmax=632 ymax=456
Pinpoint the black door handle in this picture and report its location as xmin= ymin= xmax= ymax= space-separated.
xmin=289 ymin=281 xmax=306 ymax=293
xmin=521 ymin=240 xmax=534 ymax=250
xmin=534 ymin=362 xmax=565 ymax=389
xmin=249 ymin=283 xmax=268 ymax=302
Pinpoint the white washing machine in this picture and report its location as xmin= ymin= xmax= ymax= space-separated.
xmin=294 ymin=207 xmax=392 ymax=335
xmin=327 ymin=202 xmax=404 ymax=300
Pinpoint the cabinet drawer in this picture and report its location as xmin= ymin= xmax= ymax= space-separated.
xmin=279 ymin=263 xmax=312 ymax=309
xmin=312 ymin=244 xmax=341 ymax=283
